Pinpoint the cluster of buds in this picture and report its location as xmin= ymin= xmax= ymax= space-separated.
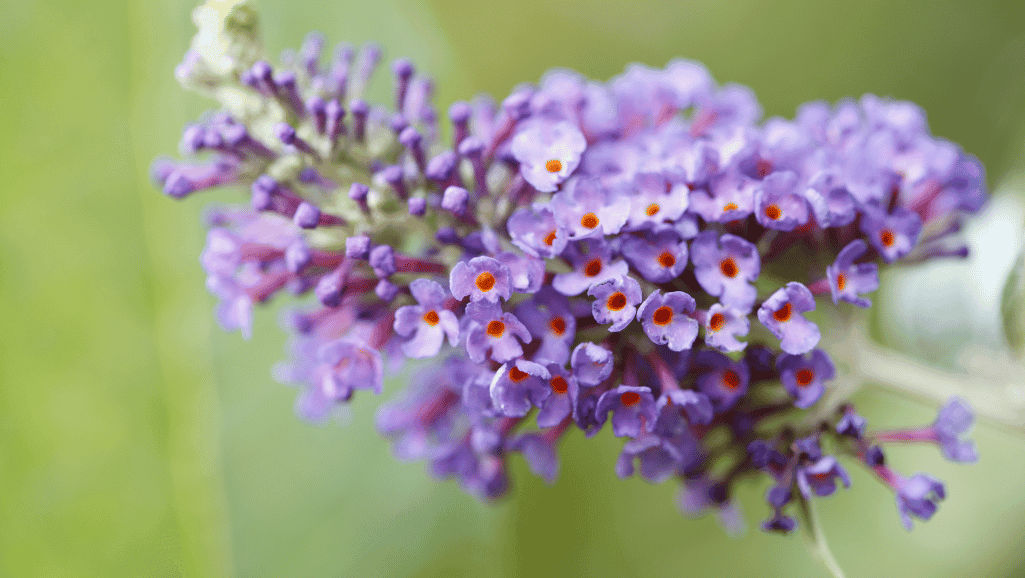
xmin=157 ymin=0 xmax=985 ymax=535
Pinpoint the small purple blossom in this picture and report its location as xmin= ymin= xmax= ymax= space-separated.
xmin=702 ymin=303 xmax=749 ymax=353
xmin=588 ymin=275 xmax=643 ymax=332
xmin=615 ymin=429 xmax=696 ymax=484
xmin=933 ymin=397 xmax=979 ymax=463
xmin=624 ymin=172 xmax=689 ymax=231
xmin=450 ymin=256 xmax=513 ymax=303
xmin=536 ymin=364 xmax=579 ymax=428
xmin=826 ymin=239 xmax=880 ymax=308
xmin=595 ymin=385 xmax=658 ymax=438
xmin=891 ymin=472 xmax=946 ymax=531
xmin=570 ymin=342 xmax=614 ymax=386
xmin=758 ymin=282 xmax=821 ymax=355
xmin=495 ymin=251 xmax=545 ymax=294
xmin=552 ymin=239 xmax=630 ymax=296
xmin=860 ymin=206 xmax=922 ymax=263
xmin=393 ymin=279 xmax=460 ymax=358
xmin=637 ymin=290 xmax=699 ymax=352
xmin=690 ymin=231 xmax=760 ymax=312
xmin=777 ymin=349 xmax=835 ymax=409
xmin=753 ymin=171 xmax=810 ymax=231
xmin=515 ymin=288 xmax=576 ymax=365
xmin=463 ymin=302 xmax=532 ymax=364
xmin=489 ymin=359 xmax=551 ymax=417
xmin=507 ymin=205 xmax=568 ymax=259
xmin=511 ymin=119 xmax=587 ymax=192
xmin=796 ymin=456 xmax=851 ymax=499
xmin=507 ymin=432 xmax=560 ymax=484
xmin=551 ymin=178 xmax=630 ymax=239
xmin=695 ymin=350 xmax=749 ymax=411
xmin=621 ymin=229 xmax=689 ymax=283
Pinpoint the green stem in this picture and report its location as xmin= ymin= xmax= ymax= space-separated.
xmin=798 ymin=497 xmax=847 ymax=578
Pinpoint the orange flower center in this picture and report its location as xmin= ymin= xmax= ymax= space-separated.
xmin=545 ymin=159 xmax=563 ymax=173
xmin=509 ymin=366 xmax=530 ymax=382
xmin=719 ymin=258 xmax=739 ymax=278
xmin=606 ymin=292 xmax=628 ymax=311
xmin=544 ymin=230 xmax=558 ymax=246
xmin=645 ymin=203 xmax=661 ymax=217
xmin=723 ymin=202 xmax=739 ymax=212
xmin=764 ymin=204 xmax=782 ymax=220
xmin=652 ymin=306 xmax=673 ymax=326
xmin=657 ymin=251 xmax=676 ymax=268
xmin=620 ymin=391 xmax=641 ymax=406
xmin=722 ymin=370 xmax=741 ymax=390
xmin=836 ymin=273 xmax=846 ymax=291
xmin=548 ymin=316 xmax=567 ymax=336
xmin=486 ymin=320 xmax=505 ymax=337
xmin=773 ymin=302 xmax=792 ymax=322
xmin=550 ymin=375 xmax=568 ymax=394
xmin=584 ymin=259 xmax=603 ymax=277
xmin=795 ymin=368 xmax=815 ymax=386
xmin=475 ymin=271 xmax=496 ymax=292
xmin=580 ymin=212 xmax=600 ymax=229
xmin=708 ymin=312 xmax=725 ymax=331
xmin=422 ymin=310 xmax=440 ymax=326
xmin=880 ymin=229 xmax=895 ymax=247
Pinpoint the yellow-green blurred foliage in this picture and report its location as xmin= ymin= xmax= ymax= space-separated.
xmin=1 ymin=0 xmax=1024 ymax=576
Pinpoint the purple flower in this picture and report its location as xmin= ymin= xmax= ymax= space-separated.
xmin=393 ymin=279 xmax=460 ymax=358
xmin=624 ymin=172 xmax=689 ymax=231
xmin=894 ymin=472 xmax=946 ymax=530
xmin=702 ymin=303 xmax=749 ymax=353
xmin=621 ymin=229 xmax=689 ymax=283
xmin=690 ymin=231 xmax=760 ymax=312
xmin=615 ymin=429 xmax=696 ymax=484
xmin=796 ymin=456 xmax=851 ymax=499
xmin=655 ymin=389 xmax=714 ymax=427
xmin=507 ymin=432 xmax=560 ymax=483
xmin=463 ymin=302 xmax=532 ymax=364
xmin=637 ymin=290 xmax=699 ymax=352
xmin=933 ymin=397 xmax=979 ymax=463
xmin=450 ymin=256 xmax=513 ymax=303
xmin=595 ymin=385 xmax=658 ymax=437
xmin=776 ymin=349 xmax=834 ymax=409
xmin=588 ymin=275 xmax=643 ymax=332
xmin=804 ymin=173 xmax=857 ymax=227
xmin=515 ymin=288 xmax=576 ymax=365
xmin=552 ymin=239 xmax=630 ymax=296
xmin=689 ymin=173 xmax=757 ymax=223
xmin=510 ymin=119 xmax=586 ymax=192
xmin=495 ymin=251 xmax=545 ymax=294
xmin=836 ymin=408 xmax=868 ymax=439
xmin=536 ymin=364 xmax=579 ymax=428
xmin=507 ymin=205 xmax=568 ymax=259
xmin=369 ymin=244 xmax=396 ymax=278
xmin=695 ymin=350 xmax=749 ymax=411
xmin=753 ymin=171 xmax=810 ymax=230
xmin=860 ymin=206 xmax=922 ymax=263
xmin=826 ymin=239 xmax=880 ymax=308
xmin=551 ymin=178 xmax=630 ymax=239
xmin=298 ymin=338 xmax=384 ymax=421
xmin=570 ymin=342 xmax=614 ymax=386
xmin=489 ymin=359 xmax=551 ymax=417
xmin=761 ymin=513 xmax=797 ymax=534
xmin=206 ymin=274 xmax=254 ymax=339
xmin=757 ymin=282 xmax=821 ymax=355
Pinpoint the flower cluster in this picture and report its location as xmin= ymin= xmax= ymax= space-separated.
xmin=158 ymin=1 xmax=985 ymax=535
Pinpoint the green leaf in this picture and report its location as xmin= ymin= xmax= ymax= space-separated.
xmin=1000 ymin=247 xmax=1025 ymax=358
xmin=797 ymin=497 xmax=848 ymax=578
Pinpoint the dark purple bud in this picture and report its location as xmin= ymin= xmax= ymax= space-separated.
xmin=425 ymin=151 xmax=458 ymax=183
xmin=285 ymin=241 xmax=312 ymax=273
xmin=345 ymin=235 xmax=371 ymax=259
xmin=408 ymin=197 xmax=427 ymax=216
xmin=293 ymin=201 xmax=321 ymax=229
xmin=449 ymin=100 xmax=471 ymax=148
xmin=180 ymin=125 xmax=206 ymax=154
xmin=315 ymin=263 xmax=351 ymax=307
xmin=392 ymin=57 xmax=414 ymax=111
xmin=300 ymin=32 xmax=324 ymax=77
xmin=458 ymin=136 xmax=488 ymax=196
xmin=348 ymin=182 xmax=369 ymax=202
xmin=324 ymin=99 xmax=346 ymax=142
xmin=350 ymin=98 xmax=369 ymax=142
xmin=274 ymin=71 xmax=306 ymax=117
xmin=502 ymin=89 xmax=533 ymax=120
xmin=369 ymin=245 xmax=396 ymax=278
xmin=307 ymin=96 xmax=327 ymax=134
xmin=458 ymin=135 xmax=485 ymax=158
xmin=399 ymin=127 xmax=426 ymax=173
xmin=441 ymin=186 xmax=469 ymax=215
xmin=201 ymin=129 xmax=224 ymax=151
xmin=375 ymin=279 xmax=399 ymax=302
xmin=382 ymin=165 xmax=408 ymax=200
xmin=865 ymin=445 xmax=886 ymax=466
xmin=436 ymin=227 xmax=460 ymax=245
xmin=275 ymin=122 xmax=298 ymax=145
xmin=250 ymin=60 xmax=276 ymax=94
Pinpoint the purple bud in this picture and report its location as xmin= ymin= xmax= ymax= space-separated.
xmin=369 ymin=245 xmax=396 ymax=278
xmin=293 ymin=202 xmax=321 ymax=229
xmin=345 ymin=235 xmax=371 ymax=259
xmin=408 ymin=197 xmax=427 ymax=216
xmin=441 ymin=186 xmax=469 ymax=215
xmin=285 ymin=241 xmax=312 ymax=273
xmin=382 ymin=165 xmax=408 ymax=200
xmin=375 ymin=279 xmax=399 ymax=302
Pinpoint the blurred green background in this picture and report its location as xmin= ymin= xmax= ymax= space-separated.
xmin=2 ymin=0 xmax=1025 ymax=576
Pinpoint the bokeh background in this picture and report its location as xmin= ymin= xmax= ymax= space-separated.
xmin=3 ymin=0 xmax=1025 ymax=576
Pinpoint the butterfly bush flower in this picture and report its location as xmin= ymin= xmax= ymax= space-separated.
xmin=157 ymin=0 xmax=989 ymax=545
